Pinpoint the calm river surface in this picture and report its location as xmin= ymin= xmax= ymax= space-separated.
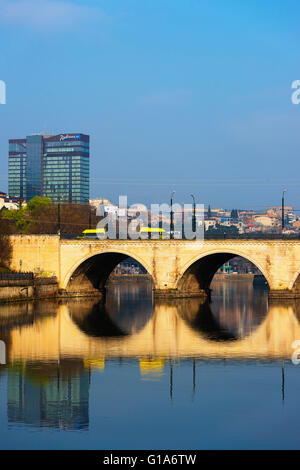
xmin=1 ymin=278 xmax=300 ymax=449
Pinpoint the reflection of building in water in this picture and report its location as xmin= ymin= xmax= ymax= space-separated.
xmin=7 ymin=361 xmax=89 ymax=430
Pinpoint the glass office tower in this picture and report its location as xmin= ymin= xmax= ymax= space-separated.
xmin=8 ymin=133 xmax=90 ymax=204
xmin=43 ymin=134 xmax=89 ymax=203
xmin=26 ymin=135 xmax=43 ymax=201
xmin=8 ymin=139 xmax=27 ymax=199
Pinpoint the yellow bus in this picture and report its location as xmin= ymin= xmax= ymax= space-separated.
xmin=139 ymin=227 xmax=166 ymax=239
xmin=78 ymin=227 xmax=167 ymax=239
xmin=78 ymin=228 xmax=107 ymax=239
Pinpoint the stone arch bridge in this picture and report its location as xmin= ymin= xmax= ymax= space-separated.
xmin=7 ymin=235 xmax=300 ymax=298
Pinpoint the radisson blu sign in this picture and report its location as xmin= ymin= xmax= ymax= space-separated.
xmin=60 ymin=134 xmax=81 ymax=141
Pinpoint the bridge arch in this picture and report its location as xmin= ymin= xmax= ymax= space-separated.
xmin=62 ymin=249 xmax=153 ymax=293
xmin=289 ymin=268 xmax=300 ymax=292
xmin=176 ymin=249 xmax=271 ymax=296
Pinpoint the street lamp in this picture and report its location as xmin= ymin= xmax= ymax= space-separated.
xmin=89 ymin=205 xmax=92 ymax=229
xmin=170 ymin=190 xmax=175 ymax=239
xmin=57 ymin=198 xmax=61 ymax=236
xmin=282 ymin=189 xmax=287 ymax=231
xmin=191 ymin=194 xmax=196 ymax=233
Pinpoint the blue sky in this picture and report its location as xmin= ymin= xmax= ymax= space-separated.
xmin=0 ymin=0 xmax=300 ymax=209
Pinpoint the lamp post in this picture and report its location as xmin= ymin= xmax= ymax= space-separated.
xmin=282 ymin=189 xmax=287 ymax=231
xmin=170 ymin=191 xmax=175 ymax=239
xmin=191 ymin=194 xmax=196 ymax=234
xmin=89 ymin=205 xmax=92 ymax=229
xmin=57 ymin=199 xmax=61 ymax=236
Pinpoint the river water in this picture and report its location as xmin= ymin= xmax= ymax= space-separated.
xmin=0 ymin=278 xmax=300 ymax=449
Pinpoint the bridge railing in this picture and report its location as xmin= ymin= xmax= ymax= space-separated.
xmin=60 ymin=232 xmax=300 ymax=240
xmin=0 ymin=272 xmax=34 ymax=281
xmin=204 ymin=233 xmax=300 ymax=240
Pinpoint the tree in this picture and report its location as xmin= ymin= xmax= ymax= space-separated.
xmin=0 ymin=211 xmax=12 ymax=269
xmin=28 ymin=203 xmax=100 ymax=234
xmin=2 ymin=197 xmax=102 ymax=236
xmin=2 ymin=197 xmax=53 ymax=234
xmin=27 ymin=196 xmax=52 ymax=212
xmin=2 ymin=206 xmax=31 ymax=233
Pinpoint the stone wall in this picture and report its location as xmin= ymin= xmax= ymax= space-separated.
xmin=0 ymin=284 xmax=35 ymax=301
xmin=0 ymin=279 xmax=58 ymax=302
xmin=9 ymin=235 xmax=60 ymax=277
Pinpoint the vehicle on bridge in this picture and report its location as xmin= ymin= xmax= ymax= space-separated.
xmin=140 ymin=227 xmax=166 ymax=239
xmin=77 ymin=229 xmax=106 ymax=239
xmin=77 ymin=227 xmax=168 ymax=240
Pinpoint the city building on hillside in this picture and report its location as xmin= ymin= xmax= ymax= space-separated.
xmin=252 ymin=215 xmax=277 ymax=227
xmin=205 ymin=220 xmax=217 ymax=230
xmin=269 ymin=206 xmax=293 ymax=219
xmin=0 ymin=192 xmax=26 ymax=210
xmin=89 ymin=198 xmax=114 ymax=208
xmin=9 ymin=133 xmax=90 ymax=204
xmin=287 ymin=210 xmax=296 ymax=225
xmin=246 ymin=222 xmax=262 ymax=232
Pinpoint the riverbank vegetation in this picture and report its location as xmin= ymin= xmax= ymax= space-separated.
xmin=1 ymin=196 xmax=100 ymax=235
xmin=0 ymin=211 xmax=12 ymax=269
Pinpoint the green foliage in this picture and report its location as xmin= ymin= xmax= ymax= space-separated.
xmin=1 ymin=197 xmax=99 ymax=236
xmin=2 ymin=207 xmax=30 ymax=233
xmin=2 ymin=197 xmax=52 ymax=234
xmin=0 ymin=212 xmax=13 ymax=268
xmin=27 ymin=196 xmax=52 ymax=212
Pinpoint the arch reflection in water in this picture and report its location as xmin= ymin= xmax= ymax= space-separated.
xmin=178 ymin=280 xmax=269 ymax=341
xmin=72 ymin=280 xmax=269 ymax=344
xmin=71 ymin=281 xmax=154 ymax=337
xmin=2 ymin=284 xmax=300 ymax=365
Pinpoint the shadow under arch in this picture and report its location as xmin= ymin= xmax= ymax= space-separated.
xmin=71 ymin=299 xmax=128 ymax=337
xmin=65 ymin=251 xmax=153 ymax=296
xmin=69 ymin=286 xmax=155 ymax=338
xmin=174 ymin=297 xmax=238 ymax=341
xmin=176 ymin=251 xmax=270 ymax=297
xmin=174 ymin=288 xmax=269 ymax=342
